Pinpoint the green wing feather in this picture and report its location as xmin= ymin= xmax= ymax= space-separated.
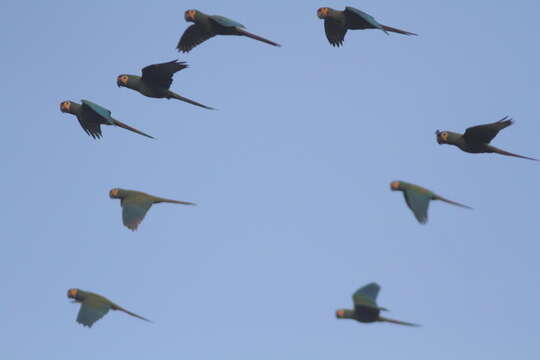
xmin=403 ymin=189 xmax=431 ymax=224
xmin=76 ymin=298 xmax=111 ymax=327
xmin=121 ymin=197 xmax=153 ymax=231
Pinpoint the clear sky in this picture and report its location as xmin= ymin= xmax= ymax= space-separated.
xmin=1 ymin=1 xmax=539 ymax=359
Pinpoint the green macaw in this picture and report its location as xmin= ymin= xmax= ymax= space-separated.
xmin=177 ymin=9 xmax=281 ymax=53
xmin=109 ymin=188 xmax=196 ymax=231
xmin=60 ymin=100 xmax=154 ymax=139
xmin=316 ymin=6 xmax=417 ymax=47
xmin=117 ymin=60 xmax=214 ymax=110
xmin=336 ymin=283 xmax=419 ymax=327
xmin=390 ymin=181 xmax=471 ymax=224
xmin=436 ymin=116 xmax=538 ymax=161
xmin=67 ymin=288 xmax=150 ymax=328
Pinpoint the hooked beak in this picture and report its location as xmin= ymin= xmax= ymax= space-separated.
xmin=60 ymin=101 xmax=70 ymax=113
xmin=435 ymin=130 xmax=443 ymax=144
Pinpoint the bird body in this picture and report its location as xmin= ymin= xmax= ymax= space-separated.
xmin=317 ymin=6 xmax=417 ymax=47
xmin=177 ymin=9 xmax=280 ymax=53
xmin=117 ymin=60 xmax=214 ymax=110
xmin=59 ymin=100 xmax=154 ymax=139
xmin=436 ymin=117 xmax=537 ymax=161
xmin=390 ymin=181 xmax=471 ymax=224
xmin=109 ymin=188 xmax=196 ymax=231
xmin=336 ymin=283 xmax=419 ymax=326
xmin=67 ymin=288 xmax=150 ymax=327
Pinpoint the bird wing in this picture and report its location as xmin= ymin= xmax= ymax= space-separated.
xmin=344 ymin=6 xmax=384 ymax=31
xmin=121 ymin=197 xmax=153 ymax=231
xmin=463 ymin=116 xmax=513 ymax=144
xmin=403 ymin=189 xmax=430 ymax=224
xmin=141 ymin=60 xmax=188 ymax=90
xmin=353 ymin=283 xmax=383 ymax=311
xmin=177 ymin=24 xmax=215 ymax=53
xmin=76 ymin=297 xmax=110 ymax=327
xmin=209 ymin=15 xmax=245 ymax=28
xmin=76 ymin=114 xmax=103 ymax=139
xmin=81 ymin=100 xmax=114 ymax=124
xmin=324 ymin=19 xmax=347 ymax=47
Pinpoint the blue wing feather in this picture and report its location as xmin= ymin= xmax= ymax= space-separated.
xmin=121 ymin=199 xmax=153 ymax=231
xmin=345 ymin=6 xmax=383 ymax=30
xmin=81 ymin=100 xmax=114 ymax=125
xmin=403 ymin=190 xmax=430 ymax=224
xmin=210 ymin=15 xmax=245 ymax=28
xmin=77 ymin=300 xmax=110 ymax=327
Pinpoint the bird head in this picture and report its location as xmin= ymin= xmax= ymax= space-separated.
xmin=435 ymin=130 xmax=449 ymax=144
xmin=335 ymin=309 xmax=346 ymax=318
xmin=117 ymin=75 xmax=129 ymax=87
xmin=390 ymin=181 xmax=402 ymax=191
xmin=184 ymin=9 xmax=198 ymax=22
xmin=60 ymin=101 xmax=72 ymax=114
xmin=67 ymin=288 xmax=79 ymax=299
xmin=317 ymin=7 xmax=330 ymax=19
xmin=109 ymin=188 xmax=123 ymax=199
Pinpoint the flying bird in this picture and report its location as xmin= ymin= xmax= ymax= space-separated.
xmin=117 ymin=60 xmax=214 ymax=110
xmin=109 ymin=188 xmax=196 ymax=231
xmin=177 ymin=9 xmax=281 ymax=53
xmin=390 ymin=181 xmax=471 ymax=224
xmin=60 ymin=100 xmax=154 ymax=139
xmin=316 ymin=6 xmax=417 ymax=47
xmin=336 ymin=283 xmax=419 ymax=327
xmin=67 ymin=288 xmax=150 ymax=328
xmin=436 ymin=116 xmax=538 ymax=161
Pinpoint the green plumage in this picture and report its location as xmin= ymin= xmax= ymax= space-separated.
xmin=177 ymin=9 xmax=280 ymax=53
xmin=316 ymin=6 xmax=417 ymax=47
xmin=335 ymin=283 xmax=419 ymax=326
xmin=109 ymin=188 xmax=196 ymax=231
xmin=390 ymin=181 xmax=471 ymax=224
xmin=59 ymin=100 xmax=154 ymax=139
xmin=436 ymin=116 xmax=538 ymax=161
xmin=67 ymin=288 xmax=150 ymax=327
xmin=117 ymin=60 xmax=214 ymax=110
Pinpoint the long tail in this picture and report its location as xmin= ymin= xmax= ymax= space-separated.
xmin=486 ymin=144 xmax=538 ymax=161
xmin=381 ymin=24 xmax=418 ymax=36
xmin=168 ymin=91 xmax=215 ymax=110
xmin=113 ymin=304 xmax=152 ymax=323
xmin=111 ymin=118 xmax=154 ymax=139
xmin=378 ymin=316 xmax=420 ymax=327
xmin=155 ymin=197 xmax=197 ymax=206
xmin=435 ymin=195 xmax=472 ymax=209
xmin=237 ymin=28 xmax=281 ymax=47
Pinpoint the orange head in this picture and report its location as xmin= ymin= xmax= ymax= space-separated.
xmin=435 ymin=130 xmax=449 ymax=144
xmin=390 ymin=181 xmax=401 ymax=191
xmin=317 ymin=7 xmax=330 ymax=19
xmin=185 ymin=9 xmax=197 ymax=22
xmin=335 ymin=309 xmax=346 ymax=318
xmin=109 ymin=188 xmax=120 ymax=198
xmin=117 ymin=75 xmax=129 ymax=87
xmin=60 ymin=101 xmax=71 ymax=113
xmin=67 ymin=288 xmax=78 ymax=299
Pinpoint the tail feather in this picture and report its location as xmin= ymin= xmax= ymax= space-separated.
xmin=381 ymin=24 xmax=417 ymax=36
xmin=169 ymin=91 xmax=215 ymax=110
xmin=155 ymin=197 xmax=196 ymax=206
xmin=435 ymin=195 xmax=472 ymax=209
xmin=486 ymin=144 xmax=538 ymax=161
xmin=113 ymin=305 xmax=152 ymax=323
xmin=378 ymin=316 xmax=419 ymax=327
xmin=111 ymin=118 xmax=154 ymax=139
xmin=237 ymin=28 xmax=281 ymax=47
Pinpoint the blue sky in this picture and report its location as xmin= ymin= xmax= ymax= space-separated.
xmin=1 ymin=1 xmax=539 ymax=359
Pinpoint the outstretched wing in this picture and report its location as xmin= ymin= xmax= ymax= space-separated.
xmin=141 ymin=60 xmax=188 ymax=90
xmin=344 ymin=7 xmax=384 ymax=31
xmin=463 ymin=116 xmax=513 ymax=144
xmin=353 ymin=283 xmax=381 ymax=310
xmin=324 ymin=19 xmax=347 ymax=47
xmin=81 ymin=100 xmax=114 ymax=124
xmin=75 ymin=113 xmax=102 ymax=139
xmin=121 ymin=197 xmax=153 ymax=231
xmin=403 ymin=189 xmax=430 ymax=224
xmin=209 ymin=15 xmax=245 ymax=28
xmin=177 ymin=24 xmax=215 ymax=53
xmin=76 ymin=298 xmax=110 ymax=327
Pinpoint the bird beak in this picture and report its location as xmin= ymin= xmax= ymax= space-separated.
xmin=185 ymin=10 xmax=195 ymax=21
xmin=67 ymin=289 xmax=78 ymax=298
xmin=117 ymin=76 xmax=127 ymax=87
xmin=390 ymin=181 xmax=400 ymax=191
xmin=109 ymin=189 xmax=119 ymax=198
